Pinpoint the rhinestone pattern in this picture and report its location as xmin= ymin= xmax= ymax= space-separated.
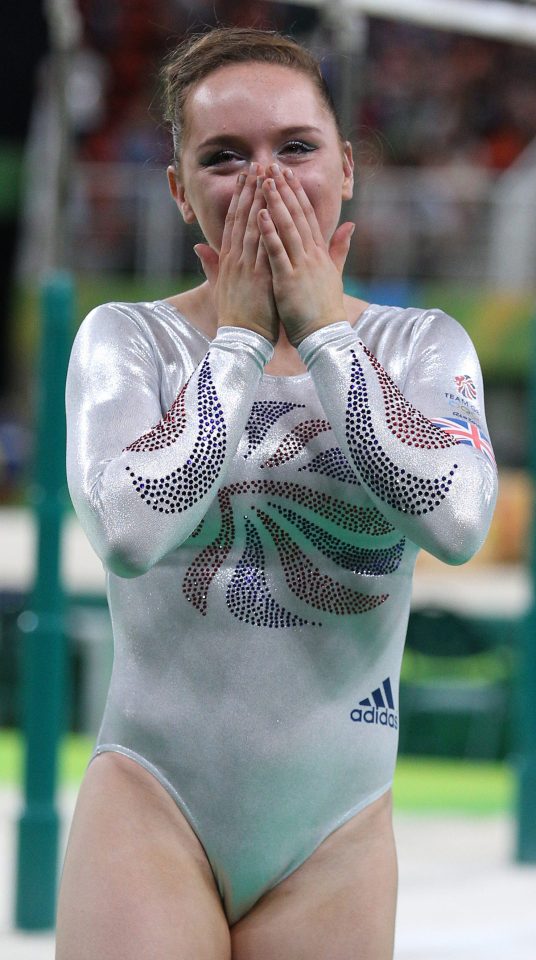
xmin=243 ymin=401 xmax=305 ymax=459
xmin=125 ymin=355 xmax=226 ymax=514
xmin=362 ymin=344 xmax=458 ymax=450
xmin=182 ymin=480 xmax=395 ymax=617
xmin=224 ymin=480 xmax=394 ymax=535
xmin=261 ymin=419 xmax=332 ymax=469
xmin=346 ymin=351 xmax=458 ymax=516
xmin=182 ymin=489 xmax=234 ymax=615
xmin=267 ymin=502 xmax=405 ymax=575
xmin=256 ymin=508 xmax=388 ymax=615
xmin=226 ymin=518 xmax=312 ymax=627
xmin=297 ymin=446 xmax=359 ymax=485
xmin=125 ymin=379 xmax=188 ymax=453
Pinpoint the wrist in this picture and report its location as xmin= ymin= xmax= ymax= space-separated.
xmin=214 ymin=325 xmax=275 ymax=368
xmin=217 ymin=317 xmax=278 ymax=346
xmin=287 ymin=316 xmax=347 ymax=348
xmin=296 ymin=320 xmax=354 ymax=367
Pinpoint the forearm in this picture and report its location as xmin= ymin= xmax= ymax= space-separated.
xmin=298 ymin=322 xmax=497 ymax=563
xmin=67 ymin=326 xmax=273 ymax=576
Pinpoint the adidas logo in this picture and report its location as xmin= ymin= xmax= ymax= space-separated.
xmin=350 ymin=677 xmax=398 ymax=729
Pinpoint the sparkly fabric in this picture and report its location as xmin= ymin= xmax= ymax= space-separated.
xmin=244 ymin=400 xmax=305 ymax=458
xmin=125 ymin=356 xmax=226 ymax=515
xmin=345 ymin=350 xmax=459 ymax=517
xmin=66 ymin=299 xmax=497 ymax=925
xmin=260 ymin=418 xmax=332 ymax=469
xmin=267 ymin=502 xmax=405 ymax=576
xmin=227 ymin=517 xmax=311 ymax=627
xmin=125 ymin=377 xmax=188 ymax=452
xmin=297 ymin=446 xmax=360 ymax=485
xmin=256 ymin=507 xmax=388 ymax=616
xmin=362 ymin=344 xmax=457 ymax=450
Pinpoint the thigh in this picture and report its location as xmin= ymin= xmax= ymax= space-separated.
xmin=231 ymin=791 xmax=397 ymax=960
xmin=55 ymin=752 xmax=231 ymax=960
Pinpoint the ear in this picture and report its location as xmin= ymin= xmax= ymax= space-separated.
xmin=341 ymin=141 xmax=354 ymax=201
xmin=167 ymin=165 xmax=197 ymax=224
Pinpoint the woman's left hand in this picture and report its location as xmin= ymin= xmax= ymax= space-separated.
xmin=259 ymin=164 xmax=354 ymax=347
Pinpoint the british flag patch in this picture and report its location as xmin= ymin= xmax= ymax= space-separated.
xmin=431 ymin=417 xmax=495 ymax=465
xmin=454 ymin=374 xmax=477 ymax=400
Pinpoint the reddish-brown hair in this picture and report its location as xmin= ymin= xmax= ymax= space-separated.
xmin=161 ymin=27 xmax=343 ymax=163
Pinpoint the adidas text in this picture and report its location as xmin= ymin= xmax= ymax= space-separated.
xmin=350 ymin=706 xmax=398 ymax=728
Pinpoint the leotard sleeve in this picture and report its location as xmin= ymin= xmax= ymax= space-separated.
xmin=297 ymin=311 xmax=497 ymax=564
xmin=66 ymin=303 xmax=273 ymax=577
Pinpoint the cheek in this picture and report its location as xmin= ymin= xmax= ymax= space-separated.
xmin=190 ymin=179 xmax=235 ymax=239
xmin=301 ymin=176 xmax=341 ymax=233
xmin=209 ymin=180 xmax=236 ymax=220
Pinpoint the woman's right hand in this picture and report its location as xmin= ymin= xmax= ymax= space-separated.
xmin=194 ymin=163 xmax=280 ymax=345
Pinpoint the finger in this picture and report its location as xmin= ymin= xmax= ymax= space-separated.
xmin=242 ymin=171 xmax=267 ymax=264
xmin=328 ymin=222 xmax=355 ymax=274
xmin=220 ymin=171 xmax=248 ymax=258
xmin=258 ymin=207 xmax=292 ymax=275
xmin=230 ymin=162 xmax=261 ymax=254
xmin=266 ymin=164 xmax=314 ymax=246
xmin=255 ymin=231 xmax=270 ymax=272
xmin=261 ymin=179 xmax=304 ymax=265
xmin=194 ymin=243 xmax=219 ymax=288
xmin=280 ymin=167 xmax=324 ymax=246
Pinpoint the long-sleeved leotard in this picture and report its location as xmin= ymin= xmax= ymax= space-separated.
xmin=66 ymin=299 xmax=497 ymax=924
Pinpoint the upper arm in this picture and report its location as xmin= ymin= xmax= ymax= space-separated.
xmin=403 ymin=310 xmax=493 ymax=457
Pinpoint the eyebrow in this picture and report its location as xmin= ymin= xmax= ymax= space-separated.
xmin=196 ymin=125 xmax=324 ymax=152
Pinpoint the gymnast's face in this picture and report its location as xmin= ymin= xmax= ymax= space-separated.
xmin=167 ymin=62 xmax=354 ymax=251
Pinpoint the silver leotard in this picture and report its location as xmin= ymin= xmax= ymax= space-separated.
xmin=66 ymin=300 xmax=497 ymax=923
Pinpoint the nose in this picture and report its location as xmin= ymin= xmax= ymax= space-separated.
xmin=250 ymin=156 xmax=271 ymax=177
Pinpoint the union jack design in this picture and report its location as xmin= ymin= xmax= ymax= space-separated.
xmin=431 ymin=417 xmax=495 ymax=465
xmin=454 ymin=374 xmax=477 ymax=400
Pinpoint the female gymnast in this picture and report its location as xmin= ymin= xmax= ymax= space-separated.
xmin=56 ymin=27 xmax=497 ymax=960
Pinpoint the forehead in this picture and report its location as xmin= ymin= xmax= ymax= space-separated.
xmin=184 ymin=62 xmax=332 ymax=142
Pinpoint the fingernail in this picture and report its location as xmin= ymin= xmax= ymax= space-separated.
xmin=250 ymin=161 xmax=259 ymax=176
xmin=238 ymin=173 xmax=246 ymax=185
xmin=283 ymin=167 xmax=294 ymax=180
xmin=271 ymin=163 xmax=280 ymax=177
xmin=256 ymin=176 xmax=264 ymax=190
xmin=267 ymin=178 xmax=276 ymax=191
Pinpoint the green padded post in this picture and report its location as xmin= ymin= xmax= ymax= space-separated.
xmin=517 ymin=310 xmax=536 ymax=862
xmin=15 ymin=271 xmax=73 ymax=928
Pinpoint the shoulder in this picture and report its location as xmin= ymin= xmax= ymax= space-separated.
xmin=69 ymin=301 xmax=161 ymax=374
xmin=73 ymin=300 xmax=160 ymax=348
xmin=76 ymin=299 xmax=158 ymax=335
xmin=361 ymin=302 xmax=474 ymax=351
xmin=406 ymin=307 xmax=479 ymax=365
xmin=358 ymin=303 xmax=478 ymax=387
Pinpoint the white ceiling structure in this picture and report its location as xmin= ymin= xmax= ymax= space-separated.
xmin=262 ymin=0 xmax=536 ymax=47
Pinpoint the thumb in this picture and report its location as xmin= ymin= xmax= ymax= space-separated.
xmin=328 ymin=222 xmax=355 ymax=274
xmin=194 ymin=243 xmax=220 ymax=288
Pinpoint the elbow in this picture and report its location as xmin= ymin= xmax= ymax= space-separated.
xmin=425 ymin=472 xmax=497 ymax=566
xmin=432 ymin=526 xmax=485 ymax=566
xmin=91 ymin=527 xmax=156 ymax=579
xmin=103 ymin=544 xmax=152 ymax=578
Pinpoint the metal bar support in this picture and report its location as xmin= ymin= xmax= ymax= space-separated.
xmin=15 ymin=271 xmax=73 ymax=928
